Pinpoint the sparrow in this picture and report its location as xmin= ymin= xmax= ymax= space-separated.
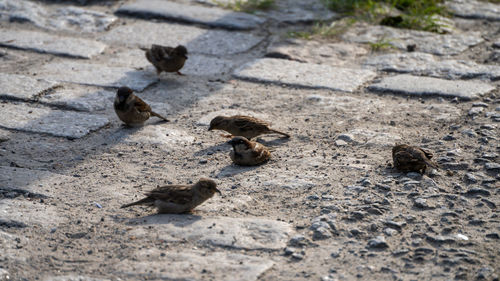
xmin=142 ymin=44 xmax=188 ymax=76
xmin=228 ymin=136 xmax=271 ymax=166
xmin=113 ymin=86 xmax=169 ymax=126
xmin=121 ymin=178 xmax=221 ymax=214
xmin=392 ymin=144 xmax=439 ymax=174
xmin=208 ymin=115 xmax=290 ymax=139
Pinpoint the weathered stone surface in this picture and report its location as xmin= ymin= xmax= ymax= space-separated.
xmin=266 ymin=38 xmax=367 ymax=66
xmin=119 ymin=125 xmax=195 ymax=148
xmin=0 ymin=128 xmax=9 ymax=142
xmin=40 ymin=87 xmax=114 ymax=112
xmin=0 ymin=166 xmax=71 ymax=196
xmin=364 ymin=52 xmax=500 ymax=80
xmin=116 ymin=249 xmax=273 ymax=281
xmin=109 ymin=49 xmax=236 ymax=76
xmin=0 ymin=199 xmax=65 ymax=228
xmin=116 ymin=0 xmax=264 ymax=30
xmin=198 ymin=0 xmax=335 ymax=23
xmin=0 ymin=0 xmax=116 ymax=32
xmin=344 ymin=128 xmax=401 ymax=147
xmin=447 ymin=0 xmax=500 ymax=21
xmin=0 ymin=73 xmax=60 ymax=101
xmin=263 ymin=0 xmax=336 ymax=23
xmin=37 ymin=61 xmax=157 ymax=91
xmin=0 ymin=103 xmax=109 ymax=138
xmin=342 ymin=24 xmax=483 ymax=55
xmin=368 ymin=74 xmax=494 ymax=100
xmin=128 ymin=215 xmax=292 ymax=250
xmin=100 ymin=20 xmax=264 ymax=56
xmin=44 ymin=276 xmax=110 ymax=281
xmin=233 ymin=58 xmax=376 ymax=92
xmin=0 ymin=29 xmax=106 ymax=59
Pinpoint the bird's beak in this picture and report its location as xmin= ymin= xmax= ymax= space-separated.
xmin=184 ymin=55 xmax=188 ymax=59
xmin=215 ymin=188 xmax=222 ymax=195
xmin=208 ymin=125 xmax=213 ymax=131
xmin=226 ymin=139 xmax=234 ymax=145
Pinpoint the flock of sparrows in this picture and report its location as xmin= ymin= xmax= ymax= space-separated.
xmin=115 ymin=44 xmax=440 ymax=214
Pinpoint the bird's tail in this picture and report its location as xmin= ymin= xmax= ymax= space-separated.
xmin=120 ymin=197 xmax=152 ymax=209
xmin=151 ymin=111 xmax=169 ymax=122
xmin=269 ymin=129 xmax=290 ymax=138
xmin=423 ymin=158 xmax=439 ymax=170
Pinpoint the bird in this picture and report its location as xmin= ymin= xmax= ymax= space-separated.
xmin=120 ymin=178 xmax=221 ymax=214
xmin=228 ymin=136 xmax=271 ymax=166
xmin=142 ymin=44 xmax=188 ymax=76
xmin=208 ymin=115 xmax=290 ymax=139
xmin=392 ymin=144 xmax=439 ymax=174
xmin=113 ymin=86 xmax=169 ymax=126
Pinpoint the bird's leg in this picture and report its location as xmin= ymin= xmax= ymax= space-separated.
xmin=176 ymin=71 xmax=185 ymax=76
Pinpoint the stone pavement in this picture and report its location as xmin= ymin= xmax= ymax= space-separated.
xmin=0 ymin=0 xmax=499 ymax=280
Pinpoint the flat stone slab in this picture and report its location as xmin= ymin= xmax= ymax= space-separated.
xmin=266 ymin=38 xmax=367 ymax=66
xmin=109 ymin=49 xmax=236 ymax=76
xmin=128 ymin=215 xmax=292 ymax=250
xmin=0 ymin=166 xmax=71 ymax=196
xmin=0 ymin=103 xmax=109 ymax=138
xmin=0 ymin=73 xmax=60 ymax=101
xmin=119 ymin=125 xmax=195 ymax=148
xmin=233 ymin=58 xmax=376 ymax=92
xmin=116 ymin=249 xmax=273 ymax=281
xmin=364 ymin=52 xmax=500 ymax=80
xmin=116 ymin=0 xmax=264 ymax=30
xmin=368 ymin=74 xmax=495 ymax=100
xmin=44 ymin=276 xmax=111 ymax=281
xmin=342 ymin=24 xmax=484 ymax=56
xmin=0 ymin=0 xmax=117 ymax=32
xmin=0 ymin=29 xmax=106 ymax=59
xmin=447 ymin=0 xmax=500 ymax=21
xmin=37 ymin=61 xmax=157 ymax=91
xmin=40 ymin=86 xmax=114 ymax=112
xmin=99 ymin=21 xmax=264 ymax=56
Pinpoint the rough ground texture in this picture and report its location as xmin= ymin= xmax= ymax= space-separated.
xmin=0 ymin=0 xmax=499 ymax=280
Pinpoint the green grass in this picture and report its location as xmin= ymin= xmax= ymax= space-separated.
xmin=321 ymin=0 xmax=448 ymax=33
xmin=288 ymin=18 xmax=356 ymax=40
xmin=368 ymin=38 xmax=396 ymax=51
xmin=215 ymin=0 xmax=274 ymax=13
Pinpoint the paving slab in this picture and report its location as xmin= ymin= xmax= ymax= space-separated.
xmin=342 ymin=24 xmax=484 ymax=56
xmin=37 ymin=61 xmax=157 ymax=91
xmin=368 ymin=74 xmax=495 ymax=100
xmin=199 ymin=0 xmax=335 ymax=23
xmin=117 ymin=0 xmax=264 ymax=30
xmin=116 ymin=249 xmax=273 ymax=281
xmin=0 ymin=29 xmax=106 ymax=59
xmin=447 ymin=0 xmax=500 ymax=21
xmin=0 ymin=0 xmax=117 ymax=32
xmin=364 ymin=52 xmax=500 ymax=80
xmin=99 ymin=20 xmax=264 ymax=56
xmin=0 ymin=73 xmax=60 ymax=101
xmin=109 ymin=49 xmax=236 ymax=76
xmin=118 ymin=125 xmax=196 ymax=148
xmin=266 ymin=38 xmax=367 ymax=66
xmin=0 ymin=128 xmax=9 ymax=142
xmin=44 ymin=276 xmax=111 ymax=281
xmin=40 ymin=87 xmax=114 ymax=112
xmin=0 ymin=103 xmax=109 ymax=139
xmin=0 ymin=166 xmax=72 ymax=196
xmin=128 ymin=215 xmax=292 ymax=250
xmin=233 ymin=58 xmax=376 ymax=92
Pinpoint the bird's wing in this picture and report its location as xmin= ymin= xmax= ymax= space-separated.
xmin=232 ymin=116 xmax=269 ymax=131
xmin=133 ymin=96 xmax=152 ymax=113
xmin=419 ymin=148 xmax=434 ymax=160
xmin=147 ymin=185 xmax=193 ymax=205
xmin=151 ymin=45 xmax=175 ymax=60
xmin=395 ymin=151 xmax=421 ymax=165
